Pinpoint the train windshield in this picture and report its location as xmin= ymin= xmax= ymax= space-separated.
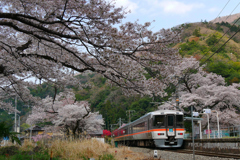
xmin=176 ymin=115 xmax=184 ymax=128
xmin=153 ymin=115 xmax=165 ymax=128
xmin=168 ymin=115 xmax=174 ymax=127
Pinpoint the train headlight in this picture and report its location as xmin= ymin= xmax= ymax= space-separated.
xmin=178 ymin=133 xmax=183 ymax=135
xmin=158 ymin=133 xmax=164 ymax=136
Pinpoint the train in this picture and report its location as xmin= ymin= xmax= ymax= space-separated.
xmin=112 ymin=110 xmax=185 ymax=148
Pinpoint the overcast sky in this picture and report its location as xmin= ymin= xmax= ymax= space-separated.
xmin=113 ymin=0 xmax=240 ymax=31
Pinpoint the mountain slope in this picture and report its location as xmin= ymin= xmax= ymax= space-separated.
xmin=210 ymin=13 xmax=240 ymax=24
xmin=177 ymin=20 xmax=240 ymax=84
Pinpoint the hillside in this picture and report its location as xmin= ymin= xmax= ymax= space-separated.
xmin=75 ymin=73 xmax=161 ymax=130
xmin=210 ymin=12 xmax=240 ymax=24
xmin=178 ymin=20 xmax=240 ymax=84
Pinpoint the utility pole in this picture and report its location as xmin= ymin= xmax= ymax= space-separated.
xmin=119 ymin=118 xmax=121 ymax=127
xmin=176 ymin=89 xmax=180 ymax=110
xmin=18 ymin=115 xmax=20 ymax=133
xmin=110 ymin=124 xmax=118 ymax=133
xmin=118 ymin=118 xmax=126 ymax=127
xmin=126 ymin=110 xmax=135 ymax=123
xmin=14 ymin=96 xmax=17 ymax=132
xmin=175 ymin=76 xmax=181 ymax=111
xmin=191 ymin=106 xmax=195 ymax=160
xmin=110 ymin=123 xmax=118 ymax=146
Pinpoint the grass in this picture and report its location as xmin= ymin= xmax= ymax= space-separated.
xmin=222 ymin=136 xmax=240 ymax=139
xmin=0 ymin=151 xmax=60 ymax=160
xmin=49 ymin=138 xmax=149 ymax=160
xmin=0 ymin=138 xmax=151 ymax=160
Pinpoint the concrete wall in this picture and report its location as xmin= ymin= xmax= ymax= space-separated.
xmin=95 ymin=137 xmax=105 ymax=143
xmin=183 ymin=138 xmax=240 ymax=154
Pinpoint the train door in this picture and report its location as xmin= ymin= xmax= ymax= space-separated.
xmin=167 ymin=114 xmax=175 ymax=136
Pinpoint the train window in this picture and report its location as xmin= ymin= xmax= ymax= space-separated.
xmin=176 ymin=115 xmax=184 ymax=128
xmin=168 ymin=115 xmax=174 ymax=127
xmin=133 ymin=122 xmax=146 ymax=133
xmin=153 ymin=115 xmax=165 ymax=128
xmin=124 ymin=129 xmax=128 ymax=134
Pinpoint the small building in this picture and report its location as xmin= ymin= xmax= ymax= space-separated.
xmin=88 ymin=129 xmax=103 ymax=137
xmin=23 ymin=126 xmax=54 ymax=142
xmin=24 ymin=125 xmax=45 ymax=136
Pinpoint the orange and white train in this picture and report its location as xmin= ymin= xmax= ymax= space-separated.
xmin=112 ymin=110 xmax=185 ymax=148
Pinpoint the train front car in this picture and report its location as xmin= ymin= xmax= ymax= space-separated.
xmin=113 ymin=110 xmax=185 ymax=148
xmin=151 ymin=110 xmax=185 ymax=148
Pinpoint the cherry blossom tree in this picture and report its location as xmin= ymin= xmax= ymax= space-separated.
xmin=159 ymin=57 xmax=240 ymax=126
xmin=0 ymin=0 xmax=181 ymax=111
xmin=27 ymin=90 xmax=104 ymax=138
xmin=32 ymin=134 xmax=51 ymax=142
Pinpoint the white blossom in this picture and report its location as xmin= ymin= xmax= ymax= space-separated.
xmin=27 ymin=90 xmax=104 ymax=136
xmin=158 ymin=57 xmax=240 ymax=126
xmin=0 ymin=0 xmax=181 ymax=111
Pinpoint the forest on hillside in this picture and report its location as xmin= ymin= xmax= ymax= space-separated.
xmin=179 ymin=20 xmax=240 ymax=84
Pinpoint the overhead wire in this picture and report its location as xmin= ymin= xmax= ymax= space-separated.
xmin=196 ymin=16 xmax=240 ymax=65
xmin=196 ymin=1 xmax=240 ymax=64
xmin=199 ymin=0 xmax=231 ymax=40
xmin=225 ymin=2 xmax=240 ymax=21
xmin=166 ymin=1 xmax=240 ymax=110
xmin=190 ymin=1 xmax=239 ymax=69
xmin=197 ymin=21 xmax=240 ymax=70
xmin=151 ymin=1 xmax=240 ymax=110
xmin=211 ymin=0 xmax=231 ymax=23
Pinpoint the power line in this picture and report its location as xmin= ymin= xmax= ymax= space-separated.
xmin=171 ymin=0 xmax=232 ymax=110
xmin=200 ymin=0 xmax=232 ymax=39
xmin=197 ymin=16 xmax=240 ymax=64
xmin=193 ymin=1 xmax=240 ymax=68
xmin=180 ymin=1 xmax=240 ymax=74
xmin=169 ymin=2 xmax=240 ymax=110
xmin=225 ymin=2 xmax=240 ymax=21
xmin=197 ymin=26 xmax=240 ymax=69
xmin=211 ymin=0 xmax=231 ymax=23
xmin=183 ymin=18 xmax=240 ymax=81
xmin=153 ymin=1 xmax=238 ymax=111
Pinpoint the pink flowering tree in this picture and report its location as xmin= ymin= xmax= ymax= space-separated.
xmin=32 ymin=134 xmax=51 ymax=142
xmin=0 ymin=0 xmax=181 ymax=111
xmin=159 ymin=57 xmax=240 ymax=126
xmin=27 ymin=90 xmax=104 ymax=138
xmin=102 ymin=130 xmax=111 ymax=137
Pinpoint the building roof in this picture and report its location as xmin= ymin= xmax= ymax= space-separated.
xmin=184 ymin=117 xmax=203 ymax=121
xmin=24 ymin=125 xmax=44 ymax=132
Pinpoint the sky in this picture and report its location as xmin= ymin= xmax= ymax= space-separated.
xmin=113 ymin=0 xmax=240 ymax=31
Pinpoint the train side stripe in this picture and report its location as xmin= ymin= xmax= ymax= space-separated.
xmin=115 ymin=128 xmax=185 ymax=139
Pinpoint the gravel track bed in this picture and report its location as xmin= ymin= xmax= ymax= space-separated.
xmin=129 ymin=147 xmax=237 ymax=160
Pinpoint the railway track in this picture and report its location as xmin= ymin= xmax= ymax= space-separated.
xmin=164 ymin=149 xmax=240 ymax=159
xmin=129 ymin=147 xmax=240 ymax=159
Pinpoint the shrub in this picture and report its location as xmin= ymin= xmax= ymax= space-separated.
xmin=206 ymin=34 xmax=218 ymax=46
xmin=0 ymin=146 xmax=19 ymax=156
xmin=193 ymin=28 xmax=201 ymax=37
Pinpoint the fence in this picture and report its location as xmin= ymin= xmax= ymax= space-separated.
xmin=184 ymin=125 xmax=240 ymax=139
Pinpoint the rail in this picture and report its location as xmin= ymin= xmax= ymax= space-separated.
xmin=164 ymin=149 xmax=240 ymax=159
